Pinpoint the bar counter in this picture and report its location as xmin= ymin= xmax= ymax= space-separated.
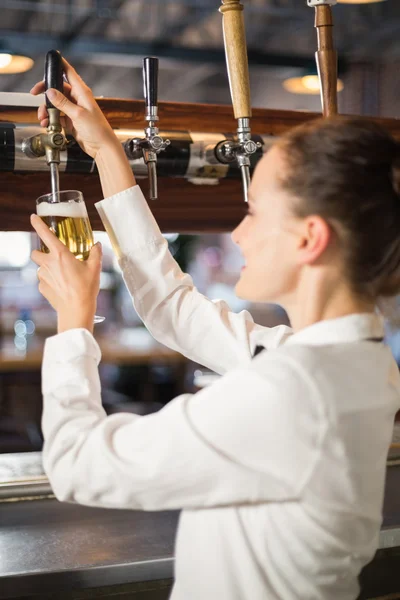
xmin=0 ymin=499 xmax=177 ymax=600
xmin=1 ymin=463 xmax=400 ymax=600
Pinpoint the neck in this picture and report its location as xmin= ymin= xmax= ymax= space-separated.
xmin=283 ymin=268 xmax=375 ymax=332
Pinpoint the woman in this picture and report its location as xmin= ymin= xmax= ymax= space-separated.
xmin=30 ymin=59 xmax=400 ymax=600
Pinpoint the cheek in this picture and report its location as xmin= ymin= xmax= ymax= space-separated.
xmin=248 ymin=226 xmax=281 ymax=261
xmin=244 ymin=228 xmax=296 ymax=286
xmin=237 ymin=237 xmax=297 ymax=302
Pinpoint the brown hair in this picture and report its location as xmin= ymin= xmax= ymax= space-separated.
xmin=279 ymin=117 xmax=400 ymax=300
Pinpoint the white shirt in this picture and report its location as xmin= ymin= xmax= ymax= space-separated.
xmin=41 ymin=185 xmax=400 ymax=600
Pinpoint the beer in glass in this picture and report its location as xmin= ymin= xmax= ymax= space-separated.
xmin=36 ymin=190 xmax=104 ymax=323
xmin=36 ymin=190 xmax=93 ymax=260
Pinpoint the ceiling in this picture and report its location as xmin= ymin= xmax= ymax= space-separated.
xmin=0 ymin=0 xmax=399 ymax=117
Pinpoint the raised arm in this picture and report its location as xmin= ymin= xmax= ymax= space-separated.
xmin=95 ymin=180 xmax=290 ymax=374
xmin=32 ymin=58 xmax=292 ymax=375
xmin=41 ymin=329 xmax=321 ymax=510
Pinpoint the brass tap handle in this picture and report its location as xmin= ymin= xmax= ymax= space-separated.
xmin=22 ymin=49 xmax=67 ymax=181
xmin=45 ymin=49 xmax=66 ymax=196
xmin=43 ymin=49 xmax=66 ymax=163
xmin=308 ymin=0 xmax=338 ymax=117
xmin=219 ymin=0 xmax=252 ymax=120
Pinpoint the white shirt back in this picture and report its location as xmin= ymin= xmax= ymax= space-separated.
xmin=40 ymin=186 xmax=400 ymax=600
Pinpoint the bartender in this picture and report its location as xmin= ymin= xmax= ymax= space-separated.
xmin=30 ymin=59 xmax=400 ymax=600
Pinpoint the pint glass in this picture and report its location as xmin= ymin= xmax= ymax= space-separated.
xmin=36 ymin=190 xmax=105 ymax=323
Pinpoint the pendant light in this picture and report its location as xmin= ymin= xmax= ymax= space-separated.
xmin=283 ymin=72 xmax=344 ymax=95
xmin=0 ymin=52 xmax=34 ymax=74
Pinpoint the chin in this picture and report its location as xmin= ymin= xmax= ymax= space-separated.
xmin=235 ymin=276 xmax=279 ymax=304
xmin=235 ymin=280 xmax=266 ymax=303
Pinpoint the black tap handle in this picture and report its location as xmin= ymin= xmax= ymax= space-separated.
xmin=45 ymin=50 xmax=63 ymax=109
xmin=143 ymin=57 xmax=158 ymax=108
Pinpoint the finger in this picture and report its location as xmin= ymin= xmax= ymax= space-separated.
xmin=61 ymin=58 xmax=90 ymax=95
xmin=87 ymin=242 xmax=102 ymax=269
xmin=60 ymin=115 xmax=68 ymax=130
xmin=37 ymin=79 xmax=73 ymax=125
xmin=36 ymin=88 xmax=72 ymax=126
xmin=38 ymin=280 xmax=52 ymax=302
xmin=38 ymin=104 xmax=48 ymax=122
xmin=30 ymin=81 xmax=45 ymax=95
xmin=38 ymin=104 xmax=49 ymax=128
xmin=31 ymin=249 xmax=49 ymax=266
xmin=31 ymin=80 xmax=72 ymax=97
xmin=45 ymin=88 xmax=81 ymax=121
xmin=30 ymin=214 xmax=66 ymax=255
xmin=62 ymin=82 xmax=72 ymax=97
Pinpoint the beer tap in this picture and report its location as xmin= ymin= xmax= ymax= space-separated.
xmin=307 ymin=0 xmax=338 ymax=117
xmin=22 ymin=50 xmax=67 ymax=197
xmin=216 ymin=0 xmax=260 ymax=203
xmin=124 ymin=57 xmax=170 ymax=200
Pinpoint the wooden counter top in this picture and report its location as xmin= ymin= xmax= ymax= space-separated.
xmin=0 ymin=329 xmax=186 ymax=372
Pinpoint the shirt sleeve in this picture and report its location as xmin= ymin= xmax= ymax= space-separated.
xmin=95 ymin=186 xmax=292 ymax=375
xmin=41 ymin=328 xmax=325 ymax=511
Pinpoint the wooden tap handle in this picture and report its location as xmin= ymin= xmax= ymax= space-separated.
xmin=219 ymin=0 xmax=252 ymax=120
xmin=45 ymin=50 xmax=63 ymax=110
xmin=314 ymin=5 xmax=338 ymax=117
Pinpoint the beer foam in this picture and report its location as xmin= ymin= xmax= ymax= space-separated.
xmin=37 ymin=200 xmax=88 ymax=219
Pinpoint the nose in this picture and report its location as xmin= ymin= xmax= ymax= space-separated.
xmin=231 ymin=219 xmax=244 ymax=246
xmin=231 ymin=225 xmax=240 ymax=247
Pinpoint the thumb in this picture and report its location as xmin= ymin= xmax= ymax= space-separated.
xmin=88 ymin=242 xmax=102 ymax=268
xmin=46 ymin=88 xmax=80 ymax=119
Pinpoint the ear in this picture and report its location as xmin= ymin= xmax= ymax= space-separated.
xmin=297 ymin=216 xmax=332 ymax=265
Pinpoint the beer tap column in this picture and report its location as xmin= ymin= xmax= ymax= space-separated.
xmin=307 ymin=0 xmax=338 ymax=117
xmin=124 ymin=57 xmax=170 ymax=200
xmin=22 ymin=50 xmax=67 ymax=196
xmin=217 ymin=0 xmax=260 ymax=203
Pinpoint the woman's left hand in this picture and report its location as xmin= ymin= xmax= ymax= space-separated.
xmin=30 ymin=214 xmax=102 ymax=334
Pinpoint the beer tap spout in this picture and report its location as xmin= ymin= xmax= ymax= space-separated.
xmin=50 ymin=163 xmax=60 ymax=198
xmin=217 ymin=0 xmax=260 ymax=203
xmin=124 ymin=57 xmax=170 ymax=201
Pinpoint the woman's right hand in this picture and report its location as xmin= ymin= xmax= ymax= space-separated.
xmin=30 ymin=58 xmax=119 ymax=160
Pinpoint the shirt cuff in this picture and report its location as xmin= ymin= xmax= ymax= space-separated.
xmin=95 ymin=185 xmax=165 ymax=260
xmin=43 ymin=328 xmax=102 ymax=365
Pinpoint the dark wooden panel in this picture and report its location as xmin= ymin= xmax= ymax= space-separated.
xmin=2 ymin=99 xmax=400 ymax=136
xmin=1 ymin=99 xmax=400 ymax=233
xmin=0 ymin=99 xmax=320 ymax=133
xmin=7 ymin=580 xmax=173 ymax=600
xmin=0 ymin=173 xmax=245 ymax=233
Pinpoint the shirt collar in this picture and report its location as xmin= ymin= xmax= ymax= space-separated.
xmin=284 ymin=312 xmax=385 ymax=347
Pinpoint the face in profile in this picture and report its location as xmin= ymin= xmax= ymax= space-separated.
xmin=231 ymin=145 xmax=303 ymax=305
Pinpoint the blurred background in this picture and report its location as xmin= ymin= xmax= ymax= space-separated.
xmin=0 ymin=0 xmax=399 ymax=462
xmin=0 ymin=0 xmax=399 ymax=114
